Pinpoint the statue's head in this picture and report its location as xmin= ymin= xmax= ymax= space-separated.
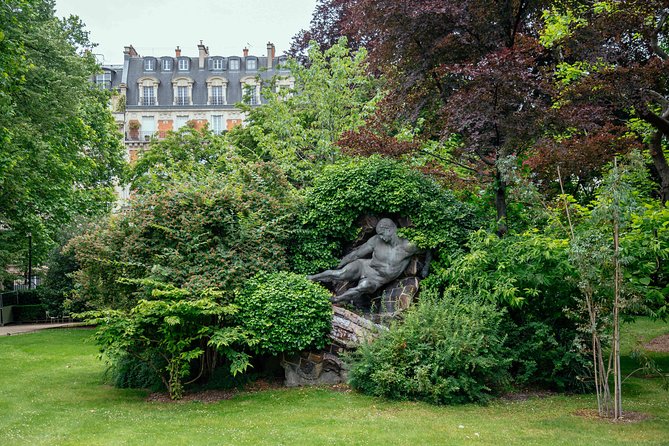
xmin=376 ymin=218 xmax=397 ymax=242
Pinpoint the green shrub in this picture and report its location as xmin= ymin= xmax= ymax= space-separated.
xmin=69 ymin=162 xmax=298 ymax=311
xmin=13 ymin=304 xmax=45 ymax=322
xmin=428 ymin=229 xmax=590 ymax=391
xmin=86 ymin=284 xmax=253 ymax=400
xmin=104 ymin=352 xmax=164 ymax=391
xmin=235 ymin=272 xmax=333 ymax=355
xmin=348 ymin=292 xmax=511 ymax=404
xmin=292 ymin=156 xmax=480 ymax=274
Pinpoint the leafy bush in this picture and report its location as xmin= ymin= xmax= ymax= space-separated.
xmin=85 ymin=284 xmax=253 ymax=400
xmin=235 ymin=272 xmax=333 ymax=355
xmin=104 ymin=352 xmax=163 ymax=391
xmin=348 ymin=292 xmax=510 ymax=404
xmin=428 ymin=229 xmax=590 ymax=391
xmin=292 ymin=156 xmax=480 ymax=274
xmin=12 ymin=304 xmax=44 ymax=322
xmin=69 ymin=162 xmax=298 ymax=311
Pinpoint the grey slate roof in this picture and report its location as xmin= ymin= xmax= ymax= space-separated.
xmin=123 ymin=53 xmax=288 ymax=108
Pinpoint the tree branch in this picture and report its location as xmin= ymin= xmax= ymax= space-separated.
xmin=641 ymin=109 xmax=669 ymax=137
xmin=650 ymin=9 xmax=669 ymax=60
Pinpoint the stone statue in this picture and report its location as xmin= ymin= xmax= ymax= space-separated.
xmin=308 ymin=218 xmax=426 ymax=303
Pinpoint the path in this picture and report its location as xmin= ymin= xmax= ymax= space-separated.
xmin=0 ymin=322 xmax=84 ymax=336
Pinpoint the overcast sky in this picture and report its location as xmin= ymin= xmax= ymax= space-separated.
xmin=54 ymin=0 xmax=317 ymax=65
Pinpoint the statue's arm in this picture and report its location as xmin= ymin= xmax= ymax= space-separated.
xmin=337 ymin=237 xmax=377 ymax=268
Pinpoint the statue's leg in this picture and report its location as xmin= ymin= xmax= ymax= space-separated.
xmin=308 ymin=261 xmax=362 ymax=283
xmin=331 ymin=279 xmax=379 ymax=303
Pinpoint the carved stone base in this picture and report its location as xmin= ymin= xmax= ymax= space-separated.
xmin=281 ymin=306 xmax=387 ymax=386
xmin=280 ymin=278 xmax=419 ymax=387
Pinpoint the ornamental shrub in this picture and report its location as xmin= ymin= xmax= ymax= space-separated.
xmin=292 ymin=156 xmax=480 ymax=274
xmin=235 ymin=272 xmax=333 ymax=355
xmin=85 ymin=284 xmax=252 ymax=400
xmin=427 ymin=229 xmax=590 ymax=391
xmin=68 ymin=162 xmax=298 ymax=310
xmin=347 ymin=291 xmax=510 ymax=404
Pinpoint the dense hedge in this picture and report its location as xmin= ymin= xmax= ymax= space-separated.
xmin=68 ymin=163 xmax=298 ymax=311
xmin=291 ymin=156 xmax=480 ymax=274
xmin=235 ymin=272 xmax=333 ymax=355
xmin=348 ymin=292 xmax=510 ymax=404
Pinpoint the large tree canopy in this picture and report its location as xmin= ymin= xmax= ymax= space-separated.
xmin=0 ymin=0 xmax=124 ymax=281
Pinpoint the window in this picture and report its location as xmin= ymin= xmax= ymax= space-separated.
xmin=142 ymin=86 xmax=156 ymax=105
xmin=162 ymin=59 xmax=172 ymax=71
xmin=141 ymin=116 xmax=155 ymax=141
xmin=175 ymin=115 xmax=189 ymax=130
xmin=144 ymin=58 xmax=155 ymax=71
xmin=244 ymin=84 xmax=259 ymax=105
xmin=246 ymin=59 xmax=257 ymax=70
xmin=212 ymin=58 xmax=224 ymax=70
xmin=229 ymin=59 xmax=240 ymax=71
xmin=95 ymin=72 xmax=112 ymax=90
xmin=177 ymin=86 xmax=189 ymax=105
xmin=210 ymin=85 xmax=225 ymax=105
xmin=211 ymin=115 xmax=223 ymax=134
xmin=178 ymin=58 xmax=189 ymax=70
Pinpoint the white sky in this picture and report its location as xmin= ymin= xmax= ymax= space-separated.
xmin=54 ymin=0 xmax=317 ymax=65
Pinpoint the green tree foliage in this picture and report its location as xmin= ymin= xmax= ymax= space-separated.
xmin=432 ymin=229 xmax=589 ymax=391
xmin=227 ymin=38 xmax=381 ymax=186
xmin=68 ymin=162 xmax=297 ymax=311
xmin=84 ymin=285 xmax=253 ymax=400
xmin=235 ymin=272 xmax=333 ymax=355
xmin=0 ymin=0 xmax=125 ymax=278
xmin=348 ymin=292 xmax=511 ymax=404
xmin=292 ymin=156 xmax=479 ymax=274
xmin=128 ymin=126 xmax=233 ymax=194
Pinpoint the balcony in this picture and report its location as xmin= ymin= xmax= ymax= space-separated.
xmin=125 ymin=131 xmax=168 ymax=142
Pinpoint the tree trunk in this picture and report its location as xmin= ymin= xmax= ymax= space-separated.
xmin=649 ymin=131 xmax=669 ymax=205
xmin=495 ymin=170 xmax=508 ymax=237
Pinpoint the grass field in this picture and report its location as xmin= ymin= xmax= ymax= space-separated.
xmin=0 ymin=318 xmax=667 ymax=446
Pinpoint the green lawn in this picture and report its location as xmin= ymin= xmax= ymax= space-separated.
xmin=0 ymin=319 xmax=668 ymax=446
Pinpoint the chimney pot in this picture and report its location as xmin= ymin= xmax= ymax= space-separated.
xmin=243 ymin=47 xmax=249 ymax=57
xmin=175 ymin=46 xmax=181 ymax=57
xmin=266 ymin=42 xmax=275 ymax=69
xmin=197 ymin=41 xmax=209 ymax=69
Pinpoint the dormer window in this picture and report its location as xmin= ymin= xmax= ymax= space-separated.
xmin=211 ymin=58 xmax=224 ymax=71
xmin=241 ymin=76 xmax=260 ymax=105
xmin=229 ymin=58 xmax=240 ymax=71
xmin=162 ymin=58 xmax=172 ymax=71
xmin=277 ymin=56 xmax=288 ymax=70
xmin=206 ymin=76 xmax=228 ymax=106
xmin=246 ymin=58 xmax=257 ymax=70
xmin=144 ymin=58 xmax=156 ymax=71
xmin=178 ymin=58 xmax=190 ymax=71
xmin=137 ymin=77 xmax=160 ymax=106
xmin=172 ymin=76 xmax=194 ymax=106
xmin=95 ymin=71 xmax=112 ymax=90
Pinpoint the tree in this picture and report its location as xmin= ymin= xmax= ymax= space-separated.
xmin=227 ymin=38 xmax=381 ymax=187
xmin=533 ymin=1 xmax=669 ymax=203
xmin=128 ymin=125 xmax=232 ymax=194
xmin=295 ymin=1 xmax=553 ymax=235
xmin=0 ymin=0 xmax=125 ymax=281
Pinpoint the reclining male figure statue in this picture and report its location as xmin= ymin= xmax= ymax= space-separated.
xmin=307 ymin=218 xmax=424 ymax=303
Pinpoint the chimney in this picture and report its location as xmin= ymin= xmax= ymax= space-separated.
xmin=198 ymin=40 xmax=209 ymax=69
xmin=175 ymin=46 xmax=181 ymax=57
xmin=123 ymin=45 xmax=138 ymax=58
xmin=266 ymin=42 xmax=275 ymax=69
xmin=243 ymin=47 xmax=249 ymax=57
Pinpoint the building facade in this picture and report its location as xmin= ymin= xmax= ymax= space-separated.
xmin=99 ymin=41 xmax=291 ymax=167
